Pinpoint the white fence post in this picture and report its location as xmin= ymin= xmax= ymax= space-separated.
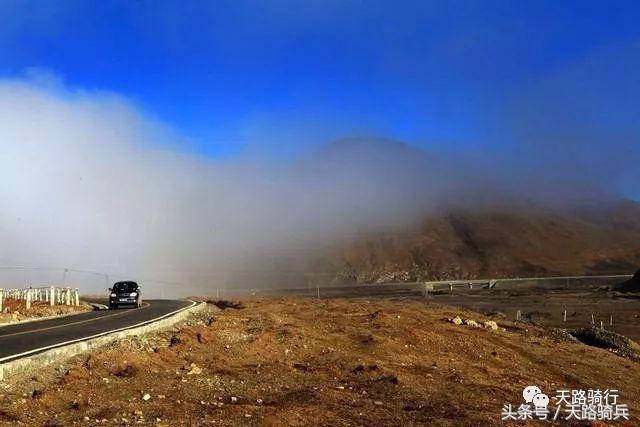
xmin=26 ymin=288 xmax=31 ymax=310
xmin=0 ymin=288 xmax=3 ymax=312
xmin=51 ymin=286 xmax=55 ymax=306
xmin=66 ymin=287 xmax=70 ymax=306
xmin=75 ymin=288 xmax=79 ymax=306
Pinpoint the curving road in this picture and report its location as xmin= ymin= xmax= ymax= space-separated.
xmin=0 ymin=299 xmax=192 ymax=363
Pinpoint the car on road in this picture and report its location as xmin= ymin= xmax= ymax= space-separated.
xmin=109 ymin=281 xmax=142 ymax=309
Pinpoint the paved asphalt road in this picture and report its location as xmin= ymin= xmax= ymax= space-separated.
xmin=0 ymin=299 xmax=191 ymax=362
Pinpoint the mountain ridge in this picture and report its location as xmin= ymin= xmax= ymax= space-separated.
xmin=309 ymin=200 xmax=640 ymax=284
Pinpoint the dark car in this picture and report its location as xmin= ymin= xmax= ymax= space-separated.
xmin=109 ymin=281 xmax=142 ymax=309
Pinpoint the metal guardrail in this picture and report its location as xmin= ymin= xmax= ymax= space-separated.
xmin=209 ymin=274 xmax=634 ymax=299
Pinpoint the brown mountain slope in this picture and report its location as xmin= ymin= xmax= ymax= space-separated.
xmin=311 ymin=203 xmax=640 ymax=284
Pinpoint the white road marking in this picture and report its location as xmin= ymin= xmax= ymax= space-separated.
xmin=0 ymin=300 xmax=198 ymax=363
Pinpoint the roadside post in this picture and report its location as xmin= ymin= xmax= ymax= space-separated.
xmin=50 ymin=286 xmax=55 ymax=306
xmin=0 ymin=288 xmax=3 ymax=312
xmin=75 ymin=288 xmax=80 ymax=306
xmin=424 ymin=283 xmax=434 ymax=297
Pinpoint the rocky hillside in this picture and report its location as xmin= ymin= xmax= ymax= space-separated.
xmin=310 ymin=200 xmax=640 ymax=284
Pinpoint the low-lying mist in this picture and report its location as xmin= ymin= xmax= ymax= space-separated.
xmin=0 ymin=76 xmax=637 ymax=296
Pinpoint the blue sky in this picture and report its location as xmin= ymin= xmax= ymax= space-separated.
xmin=0 ymin=1 xmax=639 ymax=187
xmin=0 ymin=1 xmax=638 ymax=283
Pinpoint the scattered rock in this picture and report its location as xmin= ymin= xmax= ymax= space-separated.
xmin=187 ymin=364 xmax=202 ymax=375
xmin=449 ymin=316 xmax=463 ymax=325
xmin=463 ymin=319 xmax=480 ymax=328
xmin=142 ymin=394 xmax=151 ymax=401
xmin=482 ymin=320 xmax=498 ymax=330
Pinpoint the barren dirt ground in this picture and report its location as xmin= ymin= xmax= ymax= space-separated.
xmin=1 ymin=297 xmax=639 ymax=426
xmin=0 ymin=299 xmax=92 ymax=325
xmin=429 ymin=289 xmax=640 ymax=341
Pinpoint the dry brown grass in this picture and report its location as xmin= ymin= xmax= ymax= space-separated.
xmin=1 ymin=297 xmax=639 ymax=425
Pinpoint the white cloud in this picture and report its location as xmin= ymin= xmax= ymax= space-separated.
xmin=0 ymin=73 xmax=633 ymax=296
xmin=0 ymin=77 xmax=452 ymax=295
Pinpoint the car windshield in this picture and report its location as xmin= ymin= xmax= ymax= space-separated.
xmin=113 ymin=282 xmax=138 ymax=293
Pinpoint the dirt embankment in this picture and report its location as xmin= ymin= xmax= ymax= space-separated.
xmin=1 ymin=297 xmax=638 ymax=425
xmin=0 ymin=299 xmax=92 ymax=324
xmin=614 ymin=269 xmax=640 ymax=293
